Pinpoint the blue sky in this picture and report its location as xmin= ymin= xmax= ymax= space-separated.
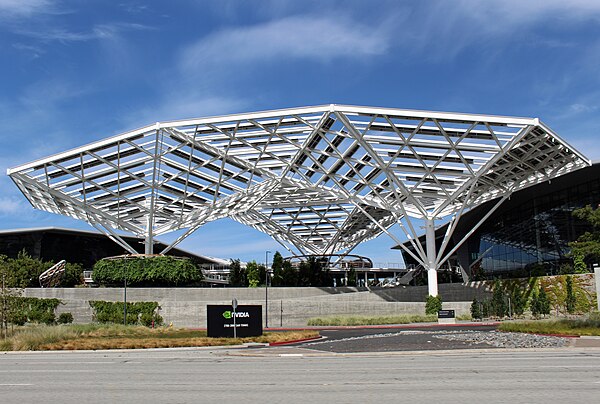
xmin=1 ymin=0 xmax=599 ymax=264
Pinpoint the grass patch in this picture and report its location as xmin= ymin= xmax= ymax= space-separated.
xmin=0 ymin=324 xmax=318 ymax=351
xmin=498 ymin=312 xmax=600 ymax=336
xmin=307 ymin=314 xmax=437 ymax=326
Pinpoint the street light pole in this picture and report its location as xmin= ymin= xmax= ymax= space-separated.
xmin=265 ymin=250 xmax=271 ymax=329
xmin=123 ymin=267 xmax=127 ymax=325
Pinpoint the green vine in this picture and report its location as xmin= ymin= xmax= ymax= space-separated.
xmin=89 ymin=300 xmax=163 ymax=326
xmin=92 ymin=256 xmax=203 ymax=287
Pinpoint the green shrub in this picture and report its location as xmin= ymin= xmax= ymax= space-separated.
xmin=140 ymin=313 xmax=164 ymax=327
xmin=89 ymin=300 xmax=161 ymax=326
xmin=530 ymin=290 xmax=540 ymax=317
xmin=566 ymin=276 xmax=576 ymax=314
xmin=39 ymin=311 xmax=55 ymax=325
xmin=491 ymin=279 xmax=507 ymax=318
xmin=425 ymin=295 xmax=442 ymax=315
xmin=92 ymin=256 xmax=203 ymax=287
xmin=510 ymin=289 xmax=525 ymax=317
xmin=471 ymin=298 xmax=482 ymax=320
xmin=11 ymin=313 xmax=27 ymax=326
xmin=10 ymin=297 xmax=61 ymax=325
xmin=538 ymin=286 xmax=551 ymax=316
xmin=57 ymin=312 xmax=74 ymax=324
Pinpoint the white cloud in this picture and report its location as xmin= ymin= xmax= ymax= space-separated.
xmin=123 ymin=95 xmax=248 ymax=129
xmin=0 ymin=196 xmax=24 ymax=215
xmin=15 ymin=22 xmax=151 ymax=43
xmin=180 ymin=15 xmax=392 ymax=72
xmin=394 ymin=0 xmax=600 ymax=60
xmin=0 ymin=0 xmax=53 ymax=18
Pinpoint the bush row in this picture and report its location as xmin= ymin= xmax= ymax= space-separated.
xmin=89 ymin=300 xmax=163 ymax=326
xmin=92 ymin=256 xmax=203 ymax=287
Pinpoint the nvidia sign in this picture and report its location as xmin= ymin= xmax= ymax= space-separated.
xmin=207 ymin=305 xmax=262 ymax=338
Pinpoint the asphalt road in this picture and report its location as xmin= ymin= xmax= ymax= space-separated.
xmin=305 ymin=324 xmax=499 ymax=352
xmin=1 ymin=347 xmax=599 ymax=403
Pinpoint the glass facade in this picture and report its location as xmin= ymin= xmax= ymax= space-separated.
xmin=398 ymin=163 xmax=600 ymax=279
xmin=474 ymin=165 xmax=600 ymax=276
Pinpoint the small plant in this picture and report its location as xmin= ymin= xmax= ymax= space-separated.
xmin=530 ymin=290 xmax=540 ymax=318
xmin=425 ymin=295 xmax=442 ymax=315
xmin=538 ymin=286 xmax=551 ymax=317
xmin=39 ymin=311 xmax=55 ymax=325
xmin=57 ymin=312 xmax=74 ymax=324
xmin=510 ymin=289 xmax=525 ymax=317
xmin=140 ymin=312 xmax=164 ymax=327
xmin=565 ymin=276 xmax=576 ymax=314
xmin=470 ymin=298 xmax=482 ymax=320
xmin=491 ymin=279 xmax=507 ymax=318
xmin=89 ymin=300 xmax=161 ymax=326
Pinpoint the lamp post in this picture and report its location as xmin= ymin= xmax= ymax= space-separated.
xmin=265 ymin=250 xmax=271 ymax=329
xmin=123 ymin=267 xmax=127 ymax=325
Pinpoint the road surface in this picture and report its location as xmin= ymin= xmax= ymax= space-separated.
xmin=1 ymin=347 xmax=599 ymax=403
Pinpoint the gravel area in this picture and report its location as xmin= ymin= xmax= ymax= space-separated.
xmin=434 ymin=330 xmax=569 ymax=348
xmin=301 ymin=328 xmax=570 ymax=352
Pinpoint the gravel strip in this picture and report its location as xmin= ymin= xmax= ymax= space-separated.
xmin=434 ymin=330 xmax=569 ymax=348
xmin=303 ymin=330 xmax=569 ymax=349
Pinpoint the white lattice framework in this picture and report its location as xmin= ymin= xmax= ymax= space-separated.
xmin=7 ymin=105 xmax=590 ymax=295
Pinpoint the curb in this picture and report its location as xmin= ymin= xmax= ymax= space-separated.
xmin=269 ymin=336 xmax=323 ymax=346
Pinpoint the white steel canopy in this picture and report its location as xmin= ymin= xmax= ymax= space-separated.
xmin=7 ymin=104 xmax=590 ymax=295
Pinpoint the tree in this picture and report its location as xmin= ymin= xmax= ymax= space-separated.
xmin=280 ymin=260 xmax=298 ymax=286
xmin=271 ymin=252 xmax=284 ymax=286
xmin=565 ymin=276 xmax=576 ymax=314
xmin=425 ymin=295 xmax=442 ymax=315
xmin=491 ymin=279 xmax=507 ymax=318
xmin=8 ymin=250 xmax=51 ymax=288
xmin=228 ymin=259 xmax=246 ymax=287
xmin=296 ymin=257 xmax=331 ymax=286
xmin=257 ymin=264 xmax=267 ymax=287
xmin=63 ymin=263 xmax=84 ymax=287
xmin=510 ymin=289 xmax=525 ymax=317
xmin=246 ymin=261 xmax=260 ymax=287
xmin=470 ymin=298 xmax=482 ymax=320
xmin=530 ymin=290 xmax=541 ymax=318
xmin=538 ymin=286 xmax=551 ymax=317
xmin=570 ymin=205 xmax=600 ymax=267
xmin=572 ymin=250 xmax=588 ymax=274
xmin=0 ymin=255 xmax=24 ymax=338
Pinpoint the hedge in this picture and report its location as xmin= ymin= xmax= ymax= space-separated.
xmin=92 ymin=256 xmax=203 ymax=287
xmin=11 ymin=297 xmax=62 ymax=325
xmin=89 ymin=300 xmax=163 ymax=326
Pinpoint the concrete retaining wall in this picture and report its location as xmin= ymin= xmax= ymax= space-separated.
xmin=24 ymin=284 xmax=482 ymax=327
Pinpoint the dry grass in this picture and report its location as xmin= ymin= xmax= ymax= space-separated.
xmin=0 ymin=324 xmax=318 ymax=351
xmin=498 ymin=312 xmax=600 ymax=336
xmin=307 ymin=314 xmax=437 ymax=326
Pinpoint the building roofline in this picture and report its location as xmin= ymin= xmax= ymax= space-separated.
xmin=0 ymin=226 xmax=226 ymax=264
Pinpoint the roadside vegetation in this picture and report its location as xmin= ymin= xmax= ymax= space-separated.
xmin=307 ymin=314 xmax=438 ymax=326
xmin=0 ymin=324 xmax=318 ymax=351
xmin=498 ymin=312 xmax=600 ymax=336
xmin=92 ymin=255 xmax=203 ymax=287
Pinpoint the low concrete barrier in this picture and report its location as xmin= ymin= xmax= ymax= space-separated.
xmin=24 ymin=285 xmax=477 ymax=327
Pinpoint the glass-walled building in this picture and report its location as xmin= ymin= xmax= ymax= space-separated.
xmin=398 ymin=162 xmax=600 ymax=278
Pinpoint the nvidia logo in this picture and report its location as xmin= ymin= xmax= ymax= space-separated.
xmin=222 ymin=310 xmax=250 ymax=319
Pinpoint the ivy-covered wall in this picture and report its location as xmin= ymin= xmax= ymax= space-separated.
xmin=89 ymin=300 xmax=163 ymax=326
xmin=92 ymin=256 xmax=203 ymax=287
xmin=490 ymin=274 xmax=597 ymax=315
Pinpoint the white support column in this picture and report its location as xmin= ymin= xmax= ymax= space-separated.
xmin=426 ymin=217 xmax=438 ymax=297
xmin=145 ymin=214 xmax=154 ymax=255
